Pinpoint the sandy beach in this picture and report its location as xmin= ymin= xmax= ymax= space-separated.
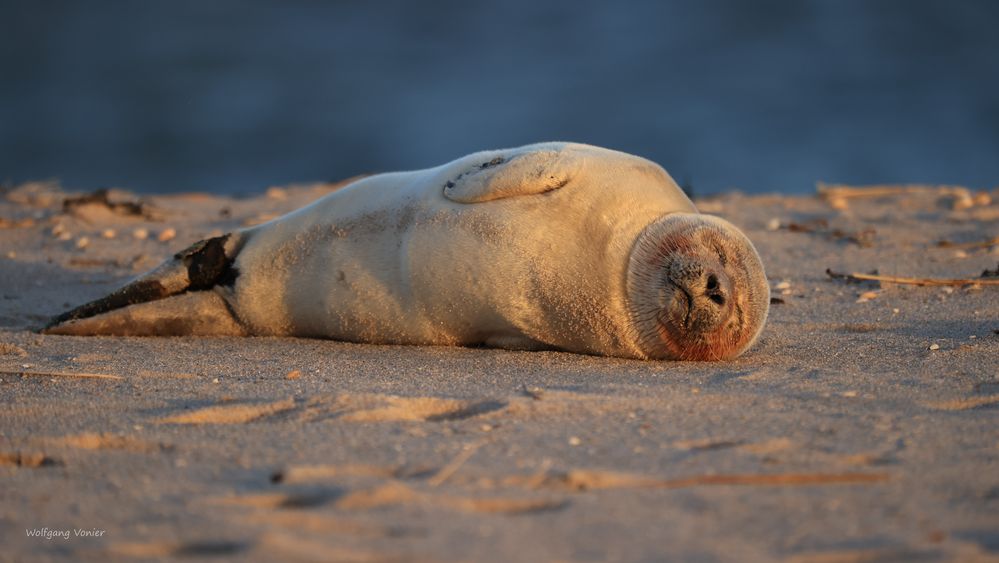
xmin=1 ymin=180 xmax=997 ymax=562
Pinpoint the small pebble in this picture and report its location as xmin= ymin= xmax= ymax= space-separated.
xmin=568 ymin=436 xmax=582 ymax=446
xmin=929 ymin=343 xmax=940 ymax=351
xmin=75 ymin=236 xmax=90 ymax=249
xmin=157 ymin=228 xmax=177 ymax=242
xmin=953 ymin=250 xmax=968 ymax=259
xmin=57 ymin=231 xmax=73 ymax=241
xmin=765 ymin=218 xmax=781 ymax=231
xmin=0 ymin=343 xmax=27 ymax=356
xmin=285 ymin=369 xmax=302 ymax=380
xmin=775 ymin=281 xmax=791 ymax=290
xmin=101 ymin=228 xmax=116 ymax=239
xmin=51 ymin=224 xmax=67 ymax=237
xmin=212 ymin=377 xmax=220 ymax=383
xmin=480 ymin=424 xmax=493 ymax=432
xmin=892 ymin=308 xmax=900 ymax=314
xmin=132 ymin=228 xmax=149 ymax=240
xmin=840 ymin=390 xmax=858 ymax=398
xmin=856 ymin=291 xmax=879 ymax=303
xmin=5 ymin=251 xmax=15 ymax=259
xmin=952 ymin=195 xmax=975 ymax=210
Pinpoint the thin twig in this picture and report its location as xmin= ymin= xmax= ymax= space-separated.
xmin=826 ymin=269 xmax=999 ymax=287
xmin=524 ymin=459 xmax=555 ymax=490
xmin=927 ymin=394 xmax=999 ymax=411
xmin=0 ymin=217 xmax=36 ymax=229
xmin=546 ymin=469 xmax=889 ymax=491
xmin=816 ymin=183 xmax=981 ymax=211
xmin=658 ymin=471 xmax=889 ymax=488
xmin=936 ymin=236 xmax=999 ymax=250
xmin=0 ymin=369 xmax=124 ymax=380
xmin=817 ymin=183 xmax=971 ymax=200
xmin=428 ymin=442 xmax=484 ymax=487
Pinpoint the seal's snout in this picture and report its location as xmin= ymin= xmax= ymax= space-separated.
xmin=695 ymin=268 xmax=733 ymax=328
xmin=668 ymin=260 xmax=733 ymax=336
xmin=705 ymin=273 xmax=726 ymax=306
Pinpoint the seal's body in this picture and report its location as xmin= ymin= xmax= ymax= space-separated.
xmin=45 ymin=143 xmax=770 ymax=360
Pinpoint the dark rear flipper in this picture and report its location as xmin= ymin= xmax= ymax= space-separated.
xmin=43 ymin=233 xmax=248 ymax=336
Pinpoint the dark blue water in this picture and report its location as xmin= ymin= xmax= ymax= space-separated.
xmin=3 ymin=1 xmax=998 ymax=195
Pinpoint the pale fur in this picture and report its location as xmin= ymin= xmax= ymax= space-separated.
xmin=224 ymin=143 xmax=696 ymax=358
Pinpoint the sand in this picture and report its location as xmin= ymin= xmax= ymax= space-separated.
xmin=1 ymin=180 xmax=997 ymax=562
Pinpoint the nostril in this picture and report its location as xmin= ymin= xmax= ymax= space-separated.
xmin=706 ymin=274 xmax=725 ymax=306
xmin=706 ymin=274 xmax=719 ymax=291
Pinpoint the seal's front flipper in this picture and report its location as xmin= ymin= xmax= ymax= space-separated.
xmin=443 ymin=145 xmax=581 ymax=203
xmin=43 ymin=233 xmax=247 ymax=336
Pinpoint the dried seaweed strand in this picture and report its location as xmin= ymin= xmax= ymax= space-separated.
xmin=817 ymin=183 xmax=971 ymax=200
xmin=936 ymin=236 xmax=999 ymax=250
xmin=0 ymin=369 xmax=124 ymax=380
xmin=428 ymin=442 xmax=484 ymax=487
xmin=847 ymin=272 xmax=999 ymax=287
xmin=826 ymin=269 xmax=999 ymax=287
xmin=551 ymin=469 xmax=890 ymax=492
xmin=659 ymin=471 xmax=889 ymax=488
xmin=0 ymin=217 xmax=36 ymax=229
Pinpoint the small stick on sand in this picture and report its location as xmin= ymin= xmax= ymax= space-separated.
xmin=549 ymin=469 xmax=889 ymax=492
xmin=817 ymin=183 xmax=971 ymax=200
xmin=926 ymin=394 xmax=999 ymax=411
xmin=659 ymin=471 xmax=889 ymax=488
xmin=428 ymin=441 xmax=484 ymax=487
xmin=936 ymin=236 xmax=999 ymax=250
xmin=1 ymin=369 xmax=124 ymax=380
xmin=0 ymin=217 xmax=36 ymax=229
xmin=826 ymin=269 xmax=999 ymax=287
xmin=816 ymin=183 xmax=977 ymax=210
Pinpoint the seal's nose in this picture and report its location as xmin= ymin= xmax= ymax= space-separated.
xmin=705 ymin=273 xmax=726 ymax=306
xmin=671 ymin=267 xmax=733 ymax=335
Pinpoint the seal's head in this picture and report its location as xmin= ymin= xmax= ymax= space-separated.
xmin=626 ymin=214 xmax=769 ymax=360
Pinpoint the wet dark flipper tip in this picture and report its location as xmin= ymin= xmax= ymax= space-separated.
xmin=44 ymin=279 xmax=171 ymax=331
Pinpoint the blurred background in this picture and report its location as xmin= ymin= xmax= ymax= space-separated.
xmin=2 ymin=0 xmax=998 ymax=196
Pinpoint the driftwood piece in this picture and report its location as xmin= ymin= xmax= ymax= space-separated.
xmin=826 ymin=268 xmax=999 ymax=287
xmin=816 ymin=183 xmax=987 ymax=210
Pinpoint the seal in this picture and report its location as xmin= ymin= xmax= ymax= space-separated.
xmin=44 ymin=142 xmax=770 ymax=360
